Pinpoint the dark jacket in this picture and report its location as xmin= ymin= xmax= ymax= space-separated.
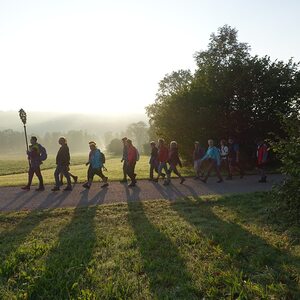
xmin=56 ymin=144 xmax=70 ymax=166
xmin=149 ymin=146 xmax=159 ymax=165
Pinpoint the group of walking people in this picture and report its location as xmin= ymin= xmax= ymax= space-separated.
xmin=21 ymin=135 xmax=269 ymax=191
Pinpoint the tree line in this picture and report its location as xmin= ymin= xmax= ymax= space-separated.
xmin=0 ymin=129 xmax=97 ymax=155
xmin=146 ymin=25 xmax=300 ymax=163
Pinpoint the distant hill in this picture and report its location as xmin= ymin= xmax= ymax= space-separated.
xmin=0 ymin=111 xmax=148 ymax=135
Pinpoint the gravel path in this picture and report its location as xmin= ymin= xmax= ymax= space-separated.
xmin=0 ymin=174 xmax=283 ymax=212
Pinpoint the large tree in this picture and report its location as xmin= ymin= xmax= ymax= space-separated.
xmin=146 ymin=25 xmax=300 ymax=159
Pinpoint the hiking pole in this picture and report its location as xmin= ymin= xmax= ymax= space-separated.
xmin=19 ymin=108 xmax=30 ymax=168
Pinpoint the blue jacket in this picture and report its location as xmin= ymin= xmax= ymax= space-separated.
xmin=201 ymin=146 xmax=221 ymax=166
xmin=89 ymin=149 xmax=103 ymax=169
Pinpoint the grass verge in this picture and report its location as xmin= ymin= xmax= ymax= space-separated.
xmin=0 ymin=192 xmax=299 ymax=299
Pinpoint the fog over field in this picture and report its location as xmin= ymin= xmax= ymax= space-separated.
xmin=0 ymin=111 xmax=148 ymax=135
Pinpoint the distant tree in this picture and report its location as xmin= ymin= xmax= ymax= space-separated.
xmin=107 ymin=138 xmax=123 ymax=155
xmin=126 ymin=121 xmax=149 ymax=152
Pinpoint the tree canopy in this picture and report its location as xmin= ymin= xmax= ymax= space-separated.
xmin=146 ymin=25 xmax=300 ymax=159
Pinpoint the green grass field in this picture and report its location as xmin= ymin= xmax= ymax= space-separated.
xmin=0 ymin=192 xmax=299 ymax=299
xmin=0 ymin=155 xmax=195 ymax=187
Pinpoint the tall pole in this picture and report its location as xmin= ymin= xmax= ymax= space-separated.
xmin=19 ymin=109 xmax=30 ymax=167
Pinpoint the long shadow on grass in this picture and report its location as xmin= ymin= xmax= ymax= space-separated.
xmin=170 ymin=197 xmax=300 ymax=298
xmin=0 ymin=192 xmax=70 ymax=282
xmin=28 ymin=190 xmax=97 ymax=299
xmin=127 ymin=200 xmax=200 ymax=299
xmin=215 ymin=192 xmax=300 ymax=245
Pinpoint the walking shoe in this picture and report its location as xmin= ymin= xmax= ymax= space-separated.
xmin=180 ymin=178 xmax=186 ymax=184
xmin=200 ymin=179 xmax=207 ymax=184
xmin=217 ymin=179 xmax=223 ymax=183
xmin=153 ymin=178 xmax=158 ymax=183
xmin=128 ymin=182 xmax=136 ymax=187
xmin=258 ymin=177 xmax=267 ymax=183
xmin=21 ymin=185 xmax=30 ymax=190
xmin=36 ymin=186 xmax=45 ymax=191
xmin=63 ymin=186 xmax=72 ymax=191
xmin=51 ymin=186 xmax=60 ymax=191
xmin=101 ymin=183 xmax=109 ymax=188
xmin=73 ymin=176 xmax=78 ymax=183
xmin=161 ymin=173 xmax=166 ymax=179
xmin=59 ymin=181 xmax=64 ymax=186
xmin=82 ymin=183 xmax=90 ymax=189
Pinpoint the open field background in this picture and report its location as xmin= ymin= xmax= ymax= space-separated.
xmin=0 ymin=192 xmax=299 ymax=299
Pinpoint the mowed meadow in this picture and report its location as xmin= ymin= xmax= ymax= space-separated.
xmin=0 ymin=154 xmax=195 ymax=187
xmin=0 ymin=193 xmax=300 ymax=299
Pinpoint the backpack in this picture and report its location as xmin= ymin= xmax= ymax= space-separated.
xmin=100 ymin=152 xmax=106 ymax=164
xmin=39 ymin=144 xmax=47 ymax=161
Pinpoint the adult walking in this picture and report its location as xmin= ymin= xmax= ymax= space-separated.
xmin=120 ymin=137 xmax=128 ymax=183
xmin=126 ymin=139 xmax=138 ymax=187
xmin=200 ymin=139 xmax=223 ymax=183
xmin=257 ymin=139 xmax=269 ymax=183
xmin=193 ymin=141 xmax=205 ymax=179
xmin=153 ymin=138 xmax=169 ymax=184
xmin=164 ymin=141 xmax=185 ymax=186
xmin=227 ymin=137 xmax=244 ymax=179
xmin=21 ymin=136 xmax=46 ymax=191
xmin=51 ymin=137 xmax=72 ymax=191
xmin=149 ymin=141 xmax=165 ymax=181
xmin=82 ymin=141 xmax=108 ymax=189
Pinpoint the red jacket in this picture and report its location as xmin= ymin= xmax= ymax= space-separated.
xmin=257 ymin=144 xmax=268 ymax=165
xmin=127 ymin=145 xmax=138 ymax=165
xmin=158 ymin=145 xmax=169 ymax=162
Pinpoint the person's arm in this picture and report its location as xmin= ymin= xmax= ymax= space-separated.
xmin=200 ymin=149 xmax=209 ymax=162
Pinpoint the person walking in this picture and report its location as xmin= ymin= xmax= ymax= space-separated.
xmin=153 ymin=138 xmax=169 ymax=184
xmin=193 ymin=141 xmax=205 ymax=179
xmin=219 ymin=139 xmax=230 ymax=177
xmin=82 ymin=141 xmax=108 ymax=189
xmin=200 ymin=139 xmax=223 ymax=183
xmin=126 ymin=139 xmax=138 ymax=187
xmin=51 ymin=137 xmax=72 ymax=191
xmin=257 ymin=139 xmax=269 ymax=183
xmin=21 ymin=136 xmax=46 ymax=191
xmin=164 ymin=141 xmax=185 ymax=186
xmin=120 ymin=137 xmax=128 ymax=183
xmin=149 ymin=141 xmax=165 ymax=181
xmin=227 ymin=137 xmax=244 ymax=179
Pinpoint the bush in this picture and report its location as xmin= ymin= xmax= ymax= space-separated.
xmin=269 ymin=115 xmax=300 ymax=224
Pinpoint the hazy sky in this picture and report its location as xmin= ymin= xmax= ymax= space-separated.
xmin=0 ymin=0 xmax=299 ymax=115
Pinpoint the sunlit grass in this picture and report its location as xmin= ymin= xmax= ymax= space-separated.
xmin=0 ymin=192 xmax=299 ymax=299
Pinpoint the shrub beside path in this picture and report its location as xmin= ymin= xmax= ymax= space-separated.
xmin=0 ymin=174 xmax=283 ymax=212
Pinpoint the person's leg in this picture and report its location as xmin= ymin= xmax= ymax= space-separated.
xmin=61 ymin=166 xmax=72 ymax=189
xmin=258 ymin=165 xmax=266 ymax=182
xmin=35 ymin=167 xmax=44 ymax=190
xmin=127 ymin=164 xmax=135 ymax=186
xmin=22 ymin=167 xmax=34 ymax=189
xmin=214 ymin=164 xmax=223 ymax=182
xmin=59 ymin=173 xmax=64 ymax=186
xmin=52 ymin=166 xmax=61 ymax=190
xmin=122 ymin=161 xmax=128 ymax=181
xmin=202 ymin=160 xmax=214 ymax=183
xmin=149 ymin=163 xmax=155 ymax=180
xmin=172 ymin=165 xmax=185 ymax=184
xmin=227 ymin=160 xmax=233 ymax=179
